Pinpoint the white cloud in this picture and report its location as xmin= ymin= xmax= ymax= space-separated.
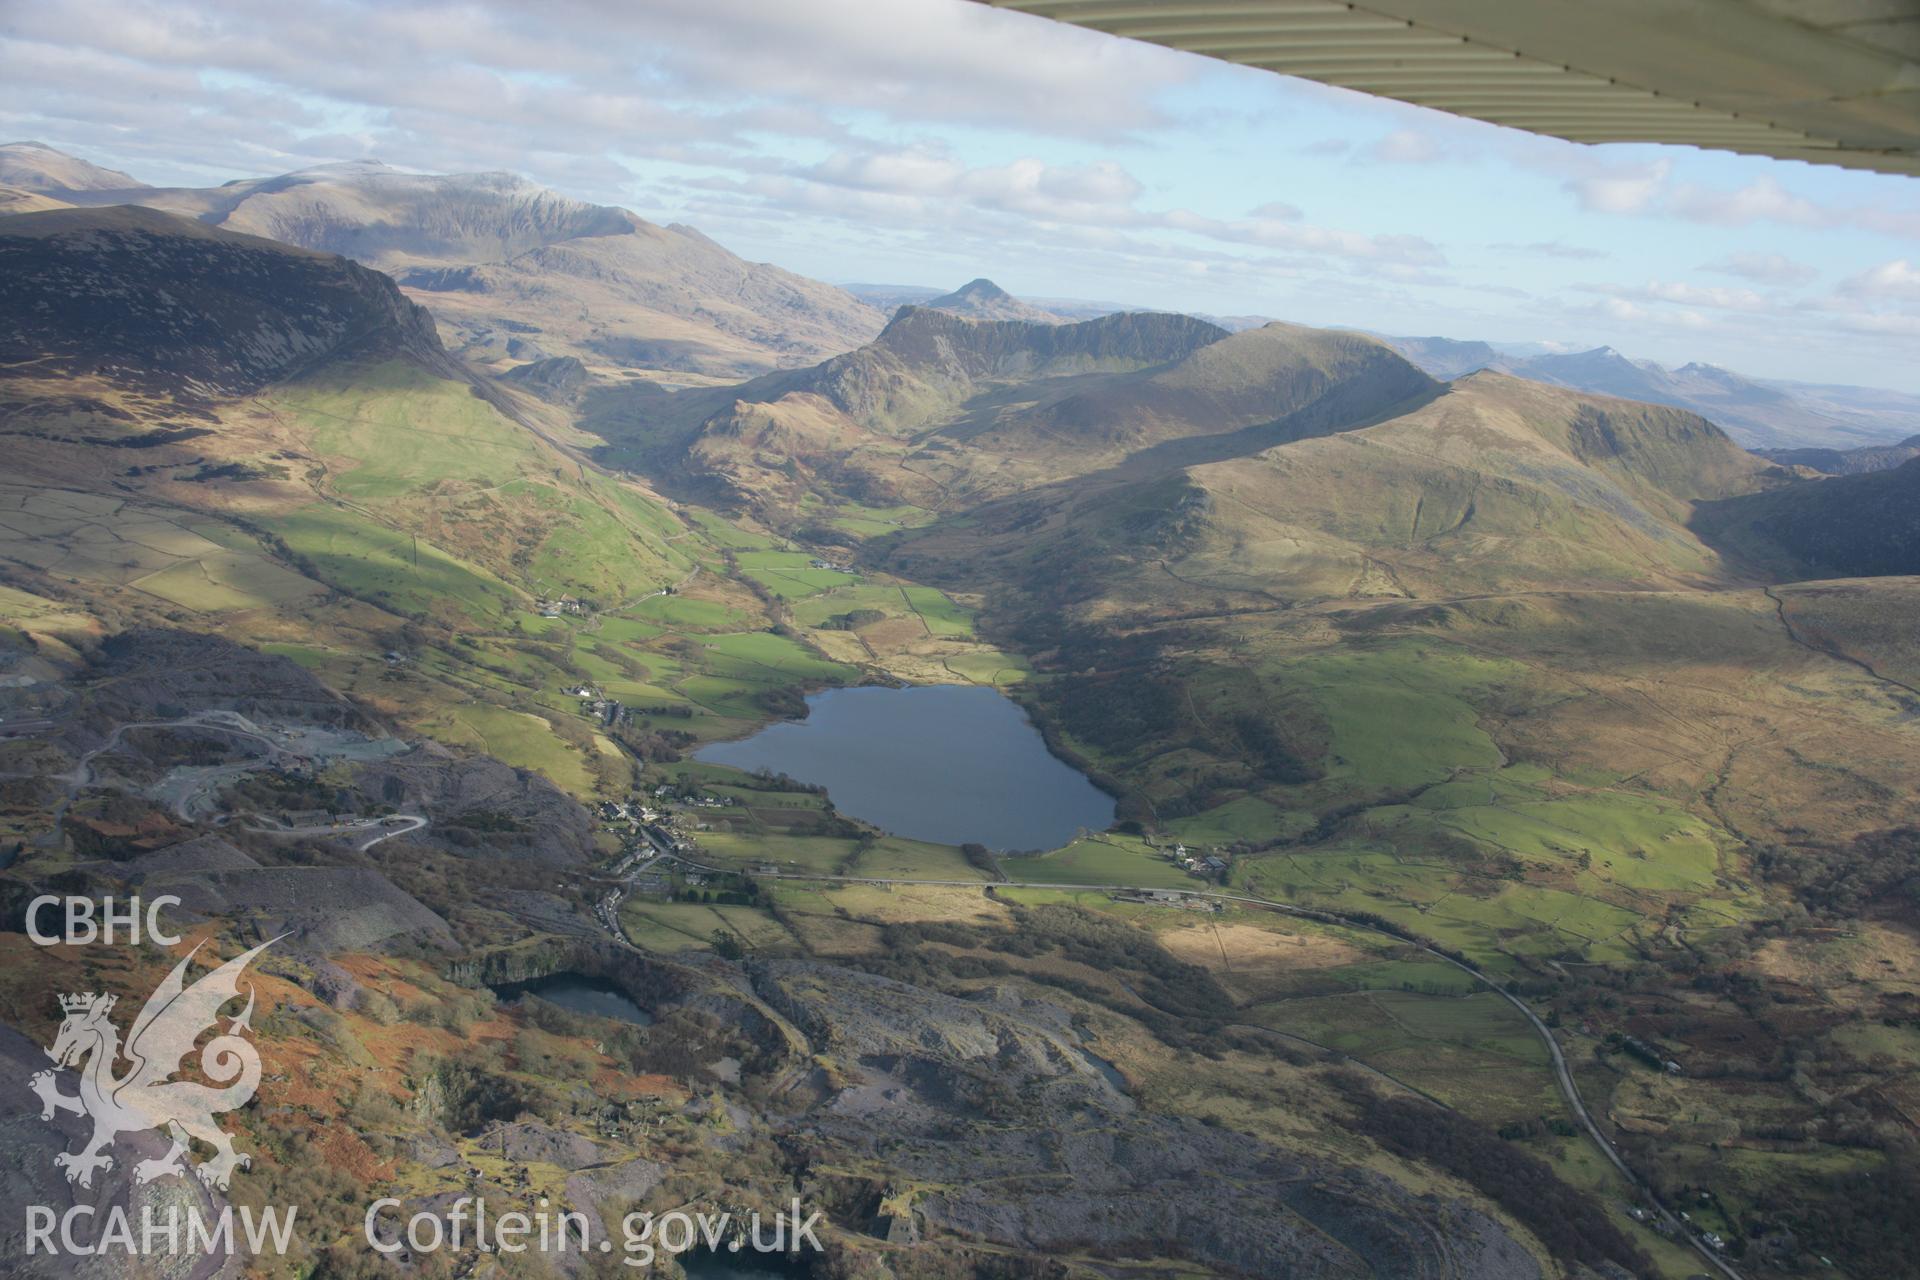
xmin=1495 ymin=240 xmax=1610 ymax=261
xmin=1566 ymin=163 xmax=1920 ymax=242
xmin=1838 ymin=258 xmax=1920 ymax=301
xmin=774 ymin=144 xmax=1440 ymax=266
xmin=1667 ymin=176 xmax=1825 ymax=227
xmin=1585 ymin=280 xmax=1770 ymax=312
xmin=1567 ymin=159 xmax=1672 ymax=214
xmin=1702 ymin=252 xmax=1817 ymax=286
xmin=4 ymin=0 xmax=1200 ymax=147
xmin=1367 ymin=129 xmax=1453 ymax=165
xmin=1587 ymin=297 xmax=1710 ymax=329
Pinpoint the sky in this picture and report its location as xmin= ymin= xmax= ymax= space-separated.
xmin=5 ymin=0 xmax=1920 ymax=390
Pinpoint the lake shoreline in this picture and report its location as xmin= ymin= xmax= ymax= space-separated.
xmin=694 ymin=684 xmax=1114 ymax=852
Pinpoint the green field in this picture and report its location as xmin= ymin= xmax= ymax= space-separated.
xmin=275 ymin=363 xmax=534 ymax=500
xmin=1005 ymin=834 xmax=1197 ymax=887
xmin=415 ymin=702 xmax=596 ymax=795
xmin=269 ymin=503 xmax=520 ymax=621
xmin=898 ymin=586 xmax=974 ymax=638
xmin=622 ymin=594 xmax=748 ymax=630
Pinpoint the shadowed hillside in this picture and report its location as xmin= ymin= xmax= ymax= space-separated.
xmin=1696 ymin=457 xmax=1920 ymax=577
xmin=0 ymin=205 xmax=462 ymax=399
xmin=1758 ymin=433 xmax=1920 ymax=475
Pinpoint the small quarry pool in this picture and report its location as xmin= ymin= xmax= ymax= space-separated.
xmin=491 ymin=973 xmax=653 ymax=1025
xmin=695 ymin=684 xmax=1114 ymax=852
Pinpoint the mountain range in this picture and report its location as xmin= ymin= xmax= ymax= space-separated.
xmin=845 ymin=279 xmax=1134 ymax=321
xmin=1375 ymin=335 xmax=1920 ymax=452
xmin=13 ymin=140 xmax=1915 ymax=456
xmin=0 ymin=138 xmax=142 ymax=191
xmin=601 ymin=297 xmax=1854 ymax=590
xmin=849 ymin=267 xmax=1920 ymax=455
xmin=0 ymin=142 xmax=884 ymax=377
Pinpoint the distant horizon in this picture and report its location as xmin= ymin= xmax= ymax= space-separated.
xmin=16 ymin=91 xmax=1919 ymax=393
xmin=828 ymin=272 xmax=1920 ymax=395
xmin=6 ymin=0 xmax=1919 ymax=393
xmin=14 ymin=125 xmax=1920 ymax=401
xmin=2 ymin=0 xmax=1913 ymax=397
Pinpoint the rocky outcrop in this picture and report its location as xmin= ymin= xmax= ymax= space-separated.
xmin=354 ymin=743 xmax=595 ymax=865
xmin=478 ymin=1120 xmax=605 ymax=1169
xmin=142 ymin=863 xmax=453 ymax=953
xmin=779 ymin=307 xmax=1228 ymax=433
xmin=744 ymin=958 xmax=1541 ymax=1278
xmin=919 ymin=278 xmax=1063 ymax=325
xmin=750 ymin=960 xmax=1116 ymax=1090
xmin=907 ymin=1117 xmax=1541 ymax=1279
xmin=84 ymin=630 xmax=375 ymax=738
xmin=500 ymin=355 xmax=590 ymax=403
xmin=0 ymin=1026 xmax=237 ymax=1280
xmin=0 ymin=205 xmax=468 ymax=400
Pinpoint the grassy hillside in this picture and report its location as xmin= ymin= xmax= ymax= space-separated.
xmin=261 ymin=362 xmax=693 ymax=610
xmin=888 ymin=371 xmax=1788 ymax=612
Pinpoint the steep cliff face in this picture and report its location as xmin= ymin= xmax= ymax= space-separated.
xmin=1005 ymin=321 xmax=1439 ymax=450
xmin=757 ymin=306 xmax=1230 ymax=433
xmin=869 ymin=304 xmax=1226 ymax=382
xmin=0 ymin=205 xmax=461 ymax=399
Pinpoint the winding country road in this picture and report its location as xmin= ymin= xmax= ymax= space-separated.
xmin=641 ymin=854 xmax=1744 ymax=1280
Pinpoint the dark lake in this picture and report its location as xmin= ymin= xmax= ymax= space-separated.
xmin=680 ymin=1250 xmax=811 ymax=1279
xmin=695 ymin=684 xmax=1114 ymax=851
xmin=491 ymin=973 xmax=653 ymax=1025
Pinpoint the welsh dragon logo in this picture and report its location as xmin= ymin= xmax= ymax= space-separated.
xmin=29 ymin=938 xmax=277 ymax=1191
